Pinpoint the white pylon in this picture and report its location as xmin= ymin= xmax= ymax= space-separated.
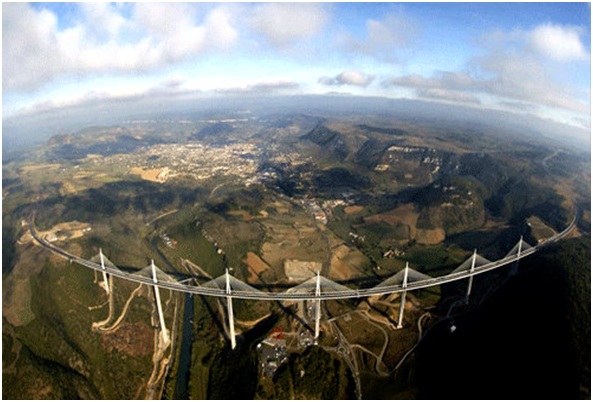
xmin=466 ymin=249 xmax=477 ymax=302
xmin=99 ymin=248 xmax=110 ymax=294
xmin=314 ymin=271 xmax=321 ymax=340
xmin=226 ymin=269 xmax=236 ymax=350
xmin=517 ymin=235 xmax=523 ymax=257
xmin=397 ymin=262 xmax=409 ymax=329
xmin=151 ymin=260 xmax=170 ymax=345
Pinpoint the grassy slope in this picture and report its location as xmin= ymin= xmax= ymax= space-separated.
xmin=4 ymin=257 xmax=159 ymax=399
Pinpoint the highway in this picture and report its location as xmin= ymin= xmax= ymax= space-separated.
xmin=29 ymin=211 xmax=576 ymax=302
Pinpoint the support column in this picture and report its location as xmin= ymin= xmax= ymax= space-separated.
xmin=397 ymin=263 xmax=409 ymax=329
xmin=465 ymin=249 xmax=477 ymax=303
xmin=151 ymin=260 xmax=169 ymax=345
xmin=510 ymin=236 xmax=523 ymax=277
xmin=99 ymin=248 xmax=110 ymax=294
xmin=226 ymin=269 xmax=236 ymax=350
xmin=314 ymin=271 xmax=321 ymax=340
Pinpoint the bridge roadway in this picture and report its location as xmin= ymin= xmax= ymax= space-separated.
xmin=29 ymin=213 xmax=576 ymax=302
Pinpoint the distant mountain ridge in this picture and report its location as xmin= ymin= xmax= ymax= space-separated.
xmin=5 ymin=95 xmax=588 ymax=157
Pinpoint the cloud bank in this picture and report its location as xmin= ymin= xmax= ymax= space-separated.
xmin=2 ymin=3 xmax=589 ymax=132
xmin=384 ymin=23 xmax=590 ymax=113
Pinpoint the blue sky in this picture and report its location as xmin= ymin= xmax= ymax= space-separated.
xmin=3 ymin=2 xmax=591 ymax=130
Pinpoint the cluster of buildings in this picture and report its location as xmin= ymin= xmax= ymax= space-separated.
xmin=383 ymin=248 xmax=405 ymax=258
xmin=257 ymin=335 xmax=288 ymax=378
xmin=298 ymin=328 xmax=315 ymax=348
xmin=95 ymin=142 xmax=263 ymax=185
xmin=141 ymin=143 xmax=261 ymax=182
xmin=348 ymin=232 xmax=365 ymax=243
xmin=159 ymin=233 xmax=177 ymax=249
xmin=301 ymin=197 xmax=350 ymax=225
xmin=302 ymin=199 xmax=328 ymax=224
xmin=296 ymin=189 xmax=363 ymax=227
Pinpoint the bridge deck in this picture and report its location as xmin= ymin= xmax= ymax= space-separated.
xmin=29 ymin=213 xmax=576 ymax=301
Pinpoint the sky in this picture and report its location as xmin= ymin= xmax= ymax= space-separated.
xmin=2 ymin=2 xmax=591 ymax=133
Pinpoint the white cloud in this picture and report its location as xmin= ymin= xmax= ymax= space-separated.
xmin=80 ymin=2 xmax=126 ymax=39
xmin=204 ymin=7 xmax=237 ymax=49
xmin=133 ymin=3 xmax=194 ymax=38
xmin=572 ymin=116 xmax=591 ymax=130
xmin=250 ymin=3 xmax=328 ymax=47
xmin=339 ymin=12 xmax=419 ymax=61
xmin=216 ymin=80 xmax=300 ymax=95
xmin=529 ymin=23 xmax=588 ymax=62
xmin=160 ymin=77 xmax=185 ymax=89
xmin=366 ymin=14 xmax=413 ymax=48
xmin=384 ymin=74 xmax=434 ymax=88
xmin=10 ymin=77 xmax=204 ymax=118
xmin=384 ymin=23 xmax=590 ymax=116
xmin=498 ymin=100 xmax=536 ymax=111
xmin=319 ymin=70 xmax=375 ymax=87
xmin=475 ymin=32 xmax=589 ymax=113
xmin=11 ymin=77 xmax=300 ymax=118
xmin=3 ymin=3 xmax=64 ymax=90
xmin=386 ymin=65 xmax=589 ymax=114
xmin=416 ymin=88 xmax=481 ymax=105
xmin=386 ymin=72 xmax=475 ymax=91
xmin=2 ymin=3 xmax=238 ymax=91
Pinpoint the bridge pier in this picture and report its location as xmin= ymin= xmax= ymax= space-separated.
xmin=314 ymin=272 xmax=321 ymax=340
xmin=397 ymin=263 xmax=409 ymax=329
xmin=465 ymin=249 xmax=477 ymax=303
xmin=226 ymin=269 xmax=236 ymax=350
xmin=151 ymin=260 xmax=170 ymax=345
xmin=510 ymin=236 xmax=523 ymax=276
xmin=99 ymin=248 xmax=110 ymax=294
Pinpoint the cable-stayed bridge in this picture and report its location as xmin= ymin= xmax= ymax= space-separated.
xmin=29 ymin=213 xmax=577 ymax=349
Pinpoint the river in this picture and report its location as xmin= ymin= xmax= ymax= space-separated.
xmin=173 ymin=293 xmax=194 ymax=399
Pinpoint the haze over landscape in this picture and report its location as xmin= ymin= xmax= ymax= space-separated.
xmin=2 ymin=2 xmax=591 ymax=400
